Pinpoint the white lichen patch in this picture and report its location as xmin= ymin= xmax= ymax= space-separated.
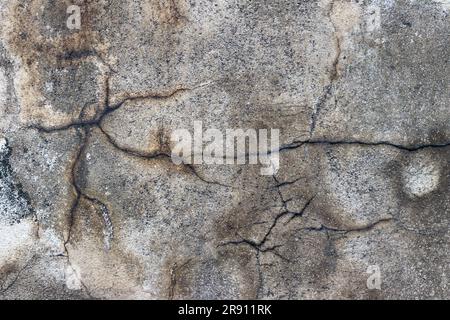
xmin=0 ymin=219 xmax=35 ymax=266
xmin=432 ymin=0 xmax=450 ymax=10
xmin=331 ymin=0 xmax=363 ymax=35
xmin=403 ymin=157 xmax=441 ymax=198
xmin=0 ymin=138 xmax=34 ymax=224
xmin=365 ymin=4 xmax=382 ymax=33
xmin=0 ymin=137 xmax=7 ymax=153
xmin=39 ymin=227 xmax=66 ymax=255
xmin=0 ymin=69 xmax=7 ymax=106
xmin=65 ymin=264 xmax=82 ymax=291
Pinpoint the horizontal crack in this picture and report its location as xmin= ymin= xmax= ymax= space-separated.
xmin=281 ymin=139 xmax=450 ymax=152
xmin=98 ymin=125 xmax=170 ymax=160
xmin=299 ymin=217 xmax=394 ymax=235
xmin=98 ymin=125 xmax=231 ymax=188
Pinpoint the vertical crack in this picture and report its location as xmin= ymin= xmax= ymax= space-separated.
xmin=310 ymin=0 xmax=342 ymax=137
xmin=168 ymin=259 xmax=192 ymax=300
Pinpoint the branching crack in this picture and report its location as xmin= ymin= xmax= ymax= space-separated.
xmin=218 ymin=191 xmax=315 ymax=263
xmin=64 ymin=128 xmax=114 ymax=252
xmin=98 ymin=125 xmax=230 ymax=188
xmin=27 ymin=79 xmax=227 ymax=187
xmin=64 ymin=128 xmax=89 ymax=250
xmin=272 ymin=176 xmax=316 ymax=222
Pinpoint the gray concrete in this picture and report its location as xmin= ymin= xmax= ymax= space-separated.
xmin=0 ymin=0 xmax=448 ymax=299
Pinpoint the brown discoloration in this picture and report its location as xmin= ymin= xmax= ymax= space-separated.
xmin=166 ymin=258 xmax=192 ymax=299
xmin=1 ymin=0 xmax=448 ymax=300
xmin=213 ymin=168 xmax=279 ymax=244
xmin=2 ymin=0 xmax=110 ymax=127
xmin=66 ymin=196 xmax=145 ymax=298
xmin=0 ymin=262 xmax=17 ymax=280
xmin=389 ymin=148 xmax=449 ymax=235
xmin=5 ymin=0 xmax=106 ymax=65
xmin=141 ymin=0 xmax=190 ymax=27
xmin=167 ymin=246 xmax=259 ymax=299
xmin=155 ymin=125 xmax=172 ymax=156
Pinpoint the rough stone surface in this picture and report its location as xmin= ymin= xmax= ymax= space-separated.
xmin=0 ymin=0 xmax=449 ymax=299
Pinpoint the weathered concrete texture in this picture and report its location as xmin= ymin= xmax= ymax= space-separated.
xmin=0 ymin=0 xmax=449 ymax=299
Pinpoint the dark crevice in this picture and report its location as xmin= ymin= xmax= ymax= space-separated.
xmin=309 ymin=0 xmax=341 ymax=137
xmin=299 ymin=217 xmax=394 ymax=235
xmin=61 ymin=128 xmax=104 ymax=299
xmin=281 ymin=139 xmax=450 ymax=152
xmin=99 ymin=124 xmax=230 ymax=188
xmin=64 ymin=128 xmax=89 ymax=250
xmin=218 ymin=193 xmax=315 ymax=263
xmin=26 ymin=80 xmax=189 ymax=133
xmin=98 ymin=124 xmax=170 ymax=160
xmin=272 ymin=176 xmax=307 ymax=188
xmin=64 ymin=128 xmax=114 ymax=252
xmin=184 ymin=164 xmax=232 ymax=188
xmin=310 ymin=84 xmax=334 ymax=136
xmin=168 ymin=259 xmax=192 ymax=300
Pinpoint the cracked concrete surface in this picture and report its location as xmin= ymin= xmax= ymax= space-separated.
xmin=0 ymin=0 xmax=449 ymax=299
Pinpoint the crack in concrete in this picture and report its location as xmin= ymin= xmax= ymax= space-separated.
xmin=64 ymin=128 xmax=88 ymax=250
xmin=184 ymin=164 xmax=232 ymax=188
xmin=26 ymin=79 xmax=217 ymax=133
xmin=64 ymin=128 xmax=114 ymax=252
xmin=26 ymin=78 xmax=192 ymax=133
xmin=58 ymin=128 xmax=112 ymax=298
xmin=64 ymin=252 xmax=93 ymax=299
xmin=218 ymin=192 xmax=315 ymax=263
xmin=58 ymin=128 xmax=94 ymax=298
xmin=310 ymin=84 xmax=334 ymax=137
xmin=310 ymin=0 xmax=342 ymax=137
xmin=26 ymin=80 xmax=229 ymax=260
xmin=26 ymin=78 xmax=229 ymax=186
xmin=97 ymin=124 xmax=170 ymax=160
xmin=0 ymin=255 xmax=36 ymax=295
xmin=273 ymin=176 xmax=307 ymax=188
xmin=281 ymin=139 xmax=450 ymax=152
xmin=298 ymin=217 xmax=394 ymax=235
xmin=167 ymin=258 xmax=192 ymax=300
xmin=19 ymin=58 xmax=449 ymax=298
xmin=272 ymin=175 xmax=316 ymax=223
xmin=98 ymin=125 xmax=230 ymax=188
